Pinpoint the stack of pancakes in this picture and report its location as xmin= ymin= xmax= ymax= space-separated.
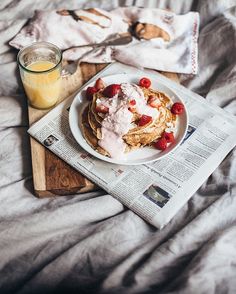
xmin=82 ymin=84 xmax=176 ymax=157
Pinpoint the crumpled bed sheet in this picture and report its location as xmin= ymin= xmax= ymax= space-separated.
xmin=0 ymin=0 xmax=236 ymax=294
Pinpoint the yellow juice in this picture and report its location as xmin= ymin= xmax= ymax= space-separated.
xmin=23 ymin=61 xmax=61 ymax=109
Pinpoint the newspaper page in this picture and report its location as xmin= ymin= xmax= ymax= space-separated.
xmin=28 ymin=63 xmax=236 ymax=229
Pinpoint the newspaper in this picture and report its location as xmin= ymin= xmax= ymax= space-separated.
xmin=28 ymin=63 xmax=236 ymax=229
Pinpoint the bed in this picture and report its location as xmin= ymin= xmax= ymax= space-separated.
xmin=0 ymin=0 xmax=236 ymax=293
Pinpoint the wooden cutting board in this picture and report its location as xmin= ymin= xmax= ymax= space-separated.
xmin=28 ymin=62 xmax=179 ymax=197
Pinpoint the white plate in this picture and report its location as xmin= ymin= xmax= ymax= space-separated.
xmin=69 ymin=73 xmax=188 ymax=165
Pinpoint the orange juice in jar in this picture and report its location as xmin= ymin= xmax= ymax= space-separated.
xmin=17 ymin=42 xmax=62 ymax=109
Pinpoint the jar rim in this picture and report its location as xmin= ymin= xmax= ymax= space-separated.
xmin=17 ymin=41 xmax=62 ymax=74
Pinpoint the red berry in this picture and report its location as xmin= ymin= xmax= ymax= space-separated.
xmin=103 ymin=84 xmax=121 ymax=98
xmin=154 ymin=138 xmax=167 ymax=151
xmin=139 ymin=77 xmax=151 ymax=88
xmin=95 ymin=78 xmax=106 ymax=91
xmin=129 ymin=99 xmax=136 ymax=106
xmin=171 ymin=102 xmax=184 ymax=115
xmin=128 ymin=100 xmax=136 ymax=112
xmin=95 ymin=104 xmax=109 ymax=114
xmin=86 ymin=86 xmax=97 ymax=100
xmin=148 ymin=95 xmax=161 ymax=108
xmin=138 ymin=115 xmax=152 ymax=126
xmin=162 ymin=132 xmax=175 ymax=143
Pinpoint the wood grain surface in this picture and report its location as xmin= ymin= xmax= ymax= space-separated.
xmin=28 ymin=62 xmax=179 ymax=197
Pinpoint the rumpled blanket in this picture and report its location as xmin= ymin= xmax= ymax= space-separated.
xmin=9 ymin=7 xmax=199 ymax=74
xmin=0 ymin=0 xmax=236 ymax=294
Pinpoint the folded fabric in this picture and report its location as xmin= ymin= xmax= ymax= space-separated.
xmin=10 ymin=7 xmax=199 ymax=74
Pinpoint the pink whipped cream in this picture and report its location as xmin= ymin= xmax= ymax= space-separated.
xmin=121 ymin=83 xmax=159 ymax=119
xmin=97 ymin=83 xmax=160 ymax=159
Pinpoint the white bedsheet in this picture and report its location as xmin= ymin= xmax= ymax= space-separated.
xmin=0 ymin=1 xmax=236 ymax=293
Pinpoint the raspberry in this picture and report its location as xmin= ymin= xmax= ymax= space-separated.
xmin=138 ymin=115 xmax=152 ymax=126
xmin=148 ymin=95 xmax=161 ymax=108
xmin=128 ymin=100 xmax=136 ymax=112
xmin=139 ymin=77 xmax=151 ymax=88
xmin=171 ymin=102 xmax=184 ymax=115
xmin=103 ymin=84 xmax=121 ymax=98
xmin=95 ymin=78 xmax=106 ymax=91
xmin=129 ymin=99 xmax=136 ymax=106
xmin=162 ymin=132 xmax=175 ymax=143
xmin=154 ymin=138 xmax=167 ymax=151
xmin=86 ymin=86 xmax=97 ymax=100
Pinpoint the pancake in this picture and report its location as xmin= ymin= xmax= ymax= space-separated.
xmin=124 ymin=107 xmax=175 ymax=146
xmin=141 ymin=87 xmax=171 ymax=106
xmin=82 ymin=81 xmax=178 ymax=158
xmin=82 ymin=106 xmax=109 ymax=156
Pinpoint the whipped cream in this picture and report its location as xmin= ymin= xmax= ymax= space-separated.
xmin=121 ymin=83 xmax=159 ymax=119
xmin=98 ymin=82 xmax=160 ymax=159
xmin=98 ymin=93 xmax=133 ymax=158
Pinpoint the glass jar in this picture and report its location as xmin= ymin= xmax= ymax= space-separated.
xmin=17 ymin=42 xmax=62 ymax=109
